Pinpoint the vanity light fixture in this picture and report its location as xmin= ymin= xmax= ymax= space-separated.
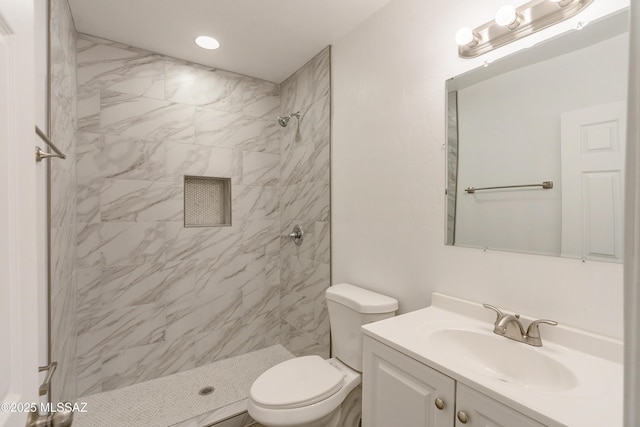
xmin=456 ymin=0 xmax=594 ymax=58
xmin=195 ymin=35 xmax=220 ymax=50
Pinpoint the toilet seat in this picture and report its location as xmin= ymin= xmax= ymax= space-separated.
xmin=250 ymin=356 xmax=345 ymax=409
xmin=248 ymin=357 xmax=362 ymax=427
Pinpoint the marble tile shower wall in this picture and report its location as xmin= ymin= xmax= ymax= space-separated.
xmin=50 ymin=0 xmax=78 ymax=404
xmin=278 ymin=48 xmax=331 ymax=358
xmin=74 ymin=34 xmax=283 ymax=395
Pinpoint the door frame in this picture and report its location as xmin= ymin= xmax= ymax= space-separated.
xmin=0 ymin=0 xmax=40 ymax=425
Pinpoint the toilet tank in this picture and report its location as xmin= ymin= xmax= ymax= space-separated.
xmin=325 ymin=283 xmax=398 ymax=372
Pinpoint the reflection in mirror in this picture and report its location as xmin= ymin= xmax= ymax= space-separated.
xmin=446 ymin=91 xmax=459 ymax=246
xmin=446 ymin=8 xmax=629 ymax=262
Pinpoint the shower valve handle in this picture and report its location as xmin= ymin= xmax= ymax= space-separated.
xmin=288 ymin=225 xmax=304 ymax=246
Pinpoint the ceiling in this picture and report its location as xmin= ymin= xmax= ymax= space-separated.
xmin=67 ymin=0 xmax=392 ymax=83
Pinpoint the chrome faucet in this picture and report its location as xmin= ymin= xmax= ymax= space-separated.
xmin=483 ymin=304 xmax=557 ymax=347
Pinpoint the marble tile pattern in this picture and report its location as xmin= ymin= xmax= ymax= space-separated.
xmin=71 ymin=32 xmax=330 ymax=394
xmin=50 ymin=0 xmax=78 ymax=404
xmin=73 ymin=345 xmax=293 ymax=427
xmin=446 ymin=91 xmax=458 ymax=245
xmin=278 ymin=47 xmax=332 ymax=358
xmin=74 ymin=33 xmax=285 ymax=395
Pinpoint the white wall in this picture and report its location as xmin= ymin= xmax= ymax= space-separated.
xmin=332 ymin=0 xmax=628 ymax=339
xmin=455 ymin=33 xmax=628 ymax=255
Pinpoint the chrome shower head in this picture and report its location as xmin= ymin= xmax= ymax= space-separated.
xmin=277 ymin=115 xmax=290 ymax=127
xmin=277 ymin=111 xmax=300 ymax=127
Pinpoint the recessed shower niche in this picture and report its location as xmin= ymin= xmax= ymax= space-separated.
xmin=184 ymin=176 xmax=231 ymax=227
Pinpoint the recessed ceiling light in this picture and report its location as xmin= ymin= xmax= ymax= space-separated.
xmin=195 ymin=36 xmax=220 ymax=50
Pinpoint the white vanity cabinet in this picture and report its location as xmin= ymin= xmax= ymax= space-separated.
xmin=362 ymin=336 xmax=546 ymax=427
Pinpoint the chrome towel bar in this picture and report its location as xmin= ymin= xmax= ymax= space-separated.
xmin=35 ymin=125 xmax=66 ymax=162
xmin=465 ymin=181 xmax=553 ymax=194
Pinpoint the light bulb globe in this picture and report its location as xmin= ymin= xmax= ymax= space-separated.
xmin=495 ymin=5 xmax=518 ymax=27
xmin=455 ymin=27 xmax=475 ymax=46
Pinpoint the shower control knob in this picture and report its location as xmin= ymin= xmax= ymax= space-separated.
xmin=434 ymin=398 xmax=445 ymax=410
xmin=288 ymin=224 xmax=304 ymax=246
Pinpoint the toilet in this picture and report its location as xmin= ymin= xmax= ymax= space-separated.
xmin=247 ymin=283 xmax=398 ymax=427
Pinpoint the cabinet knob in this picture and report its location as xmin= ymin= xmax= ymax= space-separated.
xmin=457 ymin=411 xmax=469 ymax=424
xmin=434 ymin=398 xmax=445 ymax=410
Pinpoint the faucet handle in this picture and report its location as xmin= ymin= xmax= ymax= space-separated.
xmin=482 ymin=304 xmax=504 ymax=323
xmin=525 ymin=319 xmax=558 ymax=346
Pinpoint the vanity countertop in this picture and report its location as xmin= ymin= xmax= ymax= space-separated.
xmin=361 ymin=293 xmax=623 ymax=427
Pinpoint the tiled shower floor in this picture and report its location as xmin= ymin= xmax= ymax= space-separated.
xmin=73 ymin=345 xmax=293 ymax=427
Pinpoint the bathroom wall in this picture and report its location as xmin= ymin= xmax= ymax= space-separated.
xmin=278 ymin=48 xmax=332 ymax=358
xmin=332 ymin=0 xmax=628 ymax=339
xmin=74 ymin=34 xmax=283 ymax=395
xmin=49 ymin=0 xmax=78 ymax=403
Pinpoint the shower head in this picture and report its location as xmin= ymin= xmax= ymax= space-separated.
xmin=277 ymin=111 xmax=300 ymax=127
xmin=277 ymin=116 xmax=290 ymax=127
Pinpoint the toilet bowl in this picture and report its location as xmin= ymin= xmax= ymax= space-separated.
xmin=247 ymin=357 xmax=360 ymax=427
xmin=247 ymin=283 xmax=398 ymax=427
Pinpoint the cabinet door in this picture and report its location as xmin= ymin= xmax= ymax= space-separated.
xmin=455 ymin=384 xmax=546 ymax=427
xmin=363 ymin=336 xmax=455 ymax=427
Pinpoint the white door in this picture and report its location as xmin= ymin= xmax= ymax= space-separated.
xmin=560 ymin=101 xmax=626 ymax=262
xmin=0 ymin=0 xmax=40 ymax=426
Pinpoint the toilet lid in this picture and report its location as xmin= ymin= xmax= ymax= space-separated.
xmin=250 ymin=356 xmax=345 ymax=409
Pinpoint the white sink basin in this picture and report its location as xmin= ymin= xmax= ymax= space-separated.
xmin=425 ymin=328 xmax=577 ymax=392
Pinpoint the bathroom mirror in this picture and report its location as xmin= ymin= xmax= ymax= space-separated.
xmin=445 ymin=8 xmax=629 ymax=263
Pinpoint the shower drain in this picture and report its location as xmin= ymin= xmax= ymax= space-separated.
xmin=199 ymin=386 xmax=215 ymax=396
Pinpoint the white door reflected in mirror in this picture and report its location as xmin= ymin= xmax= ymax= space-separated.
xmin=560 ymin=101 xmax=626 ymax=262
